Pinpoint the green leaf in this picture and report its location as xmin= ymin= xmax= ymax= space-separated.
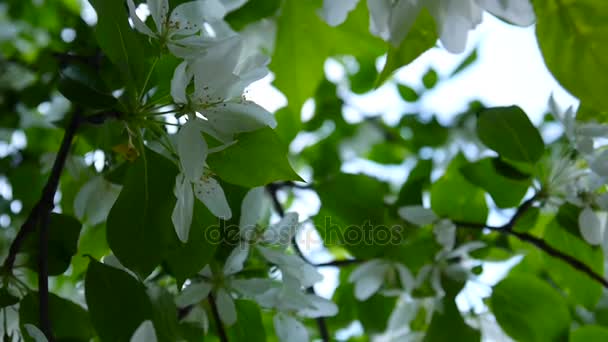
xmin=207 ymin=127 xmax=301 ymax=187
xmin=422 ymin=68 xmax=438 ymax=89
xmin=148 ymin=286 xmax=181 ymax=342
xmin=543 ymin=214 xmax=604 ymax=308
xmin=228 ymin=300 xmax=266 ymax=341
xmin=424 ymin=280 xmax=480 ymax=342
xmin=314 ymin=173 xmax=389 ymax=258
xmin=22 ymin=213 xmax=82 ymax=275
xmin=400 ymin=116 xmax=448 ymax=150
xmin=85 ymin=259 xmax=154 ymax=341
xmin=534 ymin=0 xmax=608 ymax=112
xmin=225 ymin=0 xmax=280 ymax=31
xmin=431 ymin=155 xmax=488 ymax=223
xmin=460 ymin=158 xmax=531 ymax=208
xmin=0 ymin=288 xmax=19 ymax=308
xmin=20 ymin=292 xmax=94 ymax=342
xmin=357 ymin=294 xmax=396 ymax=333
xmin=349 ymin=56 xmax=380 ymax=94
xmin=491 ymin=274 xmax=570 ymax=342
xmin=397 ymin=84 xmax=419 ymax=102
xmin=450 ymin=48 xmax=478 ymax=77
xmin=377 ymin=9 xmax=437 ymax=85
xmin=476 ymin=106 xmax=544 ymax=163
xmin=106 ymin=148 xmax=179 ymax=278
xmin=164 ymin=201 xmax=220 ymax=284
xmin=396 ymin=159 xmax=432 ymax=207
xmin=271 ymin=0 xmax=384 ymax=112
xmin=570 ymin=326 xmax=608 ymax=341
xmin=88 ymin=0 xmax=146 ymax=93
xmin=58 ymin=63 xmax=117 ymax=109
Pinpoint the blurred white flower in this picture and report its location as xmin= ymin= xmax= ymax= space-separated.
xmin=348 ymin=259 xmax=415 ymax=300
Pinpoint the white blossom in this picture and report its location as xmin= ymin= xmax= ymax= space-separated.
xmin=348 ymin=259 xmax=415 ymax=300
xmin=398 ymin=205 xmax=438 ymax=226
xmin=130 ymin=321 xmax=157 ymax=342
xmin=127 ymin=0 xmax=231 ymax=58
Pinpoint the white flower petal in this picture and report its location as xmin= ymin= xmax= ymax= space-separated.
xmin=130 ymin=321 xmax=157 ymax=342
xmin=230 ymin=278 xmax=275 ymax=297
xmin=194 ymin=176 xmax=232 ymax=220
xmin=348 ymin=260 xmax=386 ymax=282
xmin=256 ymin=246 xmax=323 ymax=288
xmin=171 ymin=61 xmax=191 ymax=105
xmin=433 ymin=219 xmax=456 ymax=250
xmin=170 ymin=0 xmax=227 ymax=36
xmin=395 ymin=264 xmax=415 ymax=292
xmin=205 ymin=101 xmax=277 ymax=137
xmin=398 ymin=205 xmax=438 ymax=226
xmin=24 ymin=324 xmax=48 ymax=342
xmin=579 ymin=206 xmax=603 ymax=245
xmin=261 ymin=212 xmax=299 ymax=248
xmin=319 ymin=0 xmax=360 ymax=26
xmin=216 ymin=288 xmax=237 ymax=326
xmin=367 ymin=0 xmax=392 ymax=40
xmin=475 ymin=0 xmax=535 ymax=26
xmin=176 ymin=282 xmax=212 ymax=307
xmin=298 ymin=294 xmax=339 ymax=318
xmin=74 ymin=176 xmax=121 ymax=226
xmin=147 ymin=0 xmax=169 ymax=33
xmin=178 ymin=119 xmax=208 ymax=182
xmin=354 ymin=274 xmax=384 ymax=301
xmin=239 ymin=187 xmax=268 ymax=238
xmin=223 ymin=243 xmax=250 ymax=275
xmin=172 ymin=173 xmax=194 ymax=242
xmin=273 ymin=313 xmax=308 ymax=342
xmin=127 ymin=0 xmax=156 ymax=37
xmin=387 ymin=0 xmax=422 ymax=47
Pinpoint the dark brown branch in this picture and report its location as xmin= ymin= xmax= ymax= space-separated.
xmin=208 ymin=293 xmax=229 ymax=342
xmin=265 ymin=184 xmax=331 ymax=342
xmin=455 ymin=193 xmax=608 ymax=289
xmin=2 ymin=110 xmax=82 ymax=340
xmin=315 ymin=259 xmax=363 ymax=268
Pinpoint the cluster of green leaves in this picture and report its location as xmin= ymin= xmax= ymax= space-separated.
xmin=1 ymin=0 xmax=608 ymax=341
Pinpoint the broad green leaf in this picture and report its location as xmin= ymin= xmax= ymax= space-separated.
xmin=228 ymin=300 xmax=267 ymax=341
xmin=399 ymin=116 xmax=448 ymax=150
xmin=148 ymin=286 xmax=181 ymax=342
xmin=357 ymin=294 xmax=396 ymax=333
xmin=396 ymin=159 xmax=432 ymax=207
xmin=19 ymin=292 xmax=94 ymax=342
xmin=349 ymin=56 xmax=380 ymax=94
xmin=164 ymin=201 xmax=220 ymax=284
xmin=431 ymin=155 xmax=488 ymax=223
xmin=271 ymin=0 xmax=383 ymax=112
xmin=460 ymin=158 xmax=530 ymax=208
xmin=207 ymin=127 xmax=301 ymax=187
xmin=570 ymin=326 xmax=608 ymax=341
xmin=0 ymin=288 xmax=19 ymax=308
xmin=314 ymin=173 xmax=389 ymax=258
xmin=85 ymin=260 xmax=154 ymax=341
xmin=88 ymin=0 xmax=146 ymax=93
xmin=377 ymin=9 xmax=437 ymax=85
xmin=534 ymin=0 xmax=608 ymax=112
xmin=22 ymin=213 xmax=82 ymax=275
xmin=476 ymin=106 xmax=544 ymax=163
xmin=225 ymin=0 xmax=280 ymax=31
xmin=424 ymin=280 xmax=480 ymax=342
xmin=543 ymin=213 xmax=604 ymax=308
xmin=367 ymin=141 xmax=409 ymax=164
xmin=491 ymin=274 xmax=570 ymax=342
xmin=106 ymin=148 xmax=179 ymax=277
xmin=58 ymin=62 xmax=117 ymax=109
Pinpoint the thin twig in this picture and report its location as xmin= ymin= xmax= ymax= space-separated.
xmin=315 ymin=259 xmax=363 ymax=268
xmin=455 ymin=193 xmax=608 ymax=289
xmin=265 ymin=184 xmax=331 ymax=342
xmin=208 ymin=294 xmax=229 ymax=342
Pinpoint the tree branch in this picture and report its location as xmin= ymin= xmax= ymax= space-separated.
xmin=208 ymin=293 xmax=229 ymax=342
xmin=265 ymin=184 xmax=331 ymax=342
xmin=455 ymin=193 xmax=608 ymax=289
xmin=2 ymin=110 xmax=82 ymax=340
